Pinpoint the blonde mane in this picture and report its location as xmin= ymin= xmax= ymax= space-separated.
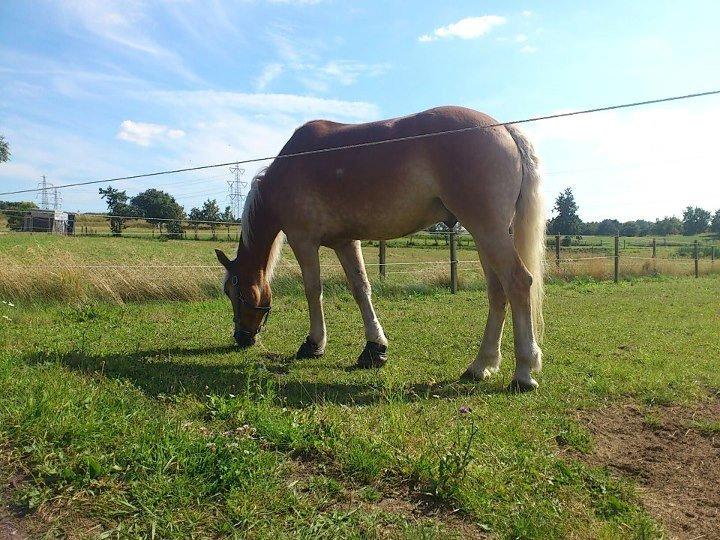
xmin=241 ymin=168 xmax=284 ymax=282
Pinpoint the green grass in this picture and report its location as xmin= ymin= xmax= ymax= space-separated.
xmin=2 ymin=272 xmax=719 ymax=538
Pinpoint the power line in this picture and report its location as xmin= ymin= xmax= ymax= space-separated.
xmin=2 ymin=88 xmax=720 ymax=198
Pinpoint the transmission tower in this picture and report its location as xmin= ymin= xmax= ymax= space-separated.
xmin=227 ymin=164 xmax=246 ymax=222
xmin=37 ymin=175 xmax=52 ymax=210
xmin=52 ymin=186 xmax=62 ymax=211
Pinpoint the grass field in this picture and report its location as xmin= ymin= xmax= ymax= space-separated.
xmin=0 ymin=233 xmax=718 ymax=304
xmin=1 ymin=234 xmax=720 ymax=538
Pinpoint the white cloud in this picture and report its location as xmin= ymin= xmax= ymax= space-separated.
xmin=265 ymin=29 xmax=390 ymax=91
xmin=515 ymin=33 xmax=528 ymax=43
xmin=150 ymin=90 xmax=380 ymax=120
xmin=267 ymin=0 xmax=323 ymax=4
xmin=57 ymin=0 xmax=199 ymax=81
xmin=419 ymin=16 xmax=506 ymax=42
xmin=524 ymin=103 xmax=720 ymax=220
xmin=117 ymin=120 xmax=186 ymax=146
xmin=297 ymin=60 xmax=392 ymax=87
xmin=255 ymin=63 xmax=284 ymax=90
xmin=520 ymin=45 xmax=538 ymax=54
xmin=522 ymin=10 xmax=533 ymax=17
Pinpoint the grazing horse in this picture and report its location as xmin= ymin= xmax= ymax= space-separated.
xmin=215 ymin=106 xmax=546 ymax=391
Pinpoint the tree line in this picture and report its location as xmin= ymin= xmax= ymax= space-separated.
xmin=97 ymin=186 xmax=237 ymax=236
xmin=549 ymin=187 xmax=720 ymax=237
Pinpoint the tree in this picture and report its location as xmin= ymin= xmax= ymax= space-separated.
xmin=221 ymin=205 xmax=235 ymax=223
xmin=99 ymin=186 xmax=141 ymax=235
xmin=549 ymin=187 xmax=581 ymax=236
xmin=681 ymin=206 xmax=711 ymax=235
xmin=619 ymin=221 xmax=639 ymax=237
xmin=0 ymin=135 xmax=10 ymax=163
xmin=652 ymin=216 xmax=682 ymax=236
xmin=131 ymin=189 xmax=185 ymax=238
xmin=0 ymin=200 xmax=38 ymax=230
xmin=596 ymin=219 xmax=620 ymax=236
xmin=580 ymin=221 xmax=598 ymax=235
xmin=711 ymin=210 xmax=720 ymax=235
xmin=189 ymin=199 xmax=222 ymax=236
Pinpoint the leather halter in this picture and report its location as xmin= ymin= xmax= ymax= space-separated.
xmin=230 ymin=274 xmax=271 ymax=337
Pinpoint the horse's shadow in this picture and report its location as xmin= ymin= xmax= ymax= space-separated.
xmin=23 ymin=345 xmax=505 ymax=408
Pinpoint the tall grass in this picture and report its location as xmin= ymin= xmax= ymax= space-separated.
xmin=1 ymin=234 xmax=718 ymax=303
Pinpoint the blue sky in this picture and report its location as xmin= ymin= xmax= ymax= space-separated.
xmin=1 ymin=0 xmax=719 ymax=220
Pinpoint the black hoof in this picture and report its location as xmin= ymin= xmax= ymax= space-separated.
xmin=356 ymin=341 xmax=387 ymax=369
xmin=296 ymin=336 xmax=324 ymax=359
xmin=459 ymin=369 xmax=481 ymax=382
xmin=507 ymin=379 xmax=538 ymax=393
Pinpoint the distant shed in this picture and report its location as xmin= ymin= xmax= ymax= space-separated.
xmin=22 ymin=210 xmax=76 ymax=234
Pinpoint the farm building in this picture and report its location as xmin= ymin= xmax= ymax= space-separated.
xmin=21 ymin=209 xmax=76 ymax=234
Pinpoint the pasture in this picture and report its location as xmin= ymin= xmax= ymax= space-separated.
xmin=1 ymin=233 xmax=719 ymax=538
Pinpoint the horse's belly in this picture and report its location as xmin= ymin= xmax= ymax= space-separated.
xmin=326 ymin=197 xmax=451 ymax=242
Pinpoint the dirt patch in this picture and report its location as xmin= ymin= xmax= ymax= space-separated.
xmin=285 ymin=458 xmax=489 ymax=538
xmin=582 ymin=400 xmax=720 ymax=539
xmin=0 ymin=450 xmax=31 ymax=540
xmin=0 ymin=446 xmax=101 ymax=540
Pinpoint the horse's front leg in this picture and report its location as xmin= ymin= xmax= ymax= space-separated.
xmin=291 ymin=240 xmax=326 ymax=359
xmin=334 ymin=240 xmax=388 ymax=368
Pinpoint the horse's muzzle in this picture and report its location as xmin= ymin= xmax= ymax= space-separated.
xmin=233 ymin=330 xmax=256 ymax=348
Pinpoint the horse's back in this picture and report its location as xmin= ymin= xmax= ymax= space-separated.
xmin=281 ymin=106 xmax=502 ymax=154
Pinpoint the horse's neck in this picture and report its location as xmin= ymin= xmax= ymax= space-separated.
xmin=241 ymin=206 xmax=282 ymax=282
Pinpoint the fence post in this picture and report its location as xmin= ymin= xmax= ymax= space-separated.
xmin=379 ymin=240 xmax=386 ymax=279
xmin=652 ymin=238 xmax=656 ymax=258
xmin=555 ymin=233 xmax=561 ymax=267
xmin=194 ymin=223 xmax=198 ymax=240
xmin=614 ymin=235 xmax=619 ymax=283
xmin=712 ymin=245 xmax=716 ymax=263
xmin=694 ymin=240 xmax=699 ymax=278
xmin=449 ymin=230 xmax=458 ymax=293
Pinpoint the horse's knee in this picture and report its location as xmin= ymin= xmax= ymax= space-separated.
xmin=510 ymin=264 xmax=533 ymax=294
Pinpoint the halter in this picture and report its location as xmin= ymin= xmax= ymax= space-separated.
xmin=230 ymin=274 xmax=271 ymax=337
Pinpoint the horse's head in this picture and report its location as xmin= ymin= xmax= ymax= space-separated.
xmin=215 ymin=248 xmax=272 ymax=348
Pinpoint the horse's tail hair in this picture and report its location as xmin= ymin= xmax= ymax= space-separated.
xmin=505 ymin=123 xmax=547 ymax=346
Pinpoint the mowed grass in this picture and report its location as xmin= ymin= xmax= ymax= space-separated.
xmin=2 ymin=263 xmax=719 ymax=537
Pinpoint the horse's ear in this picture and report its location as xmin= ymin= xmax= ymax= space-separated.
xmin=215 ymin=249 xmax=231 ymax=268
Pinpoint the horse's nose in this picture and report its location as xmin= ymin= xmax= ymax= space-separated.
xmin=234 ymin=330 xmax=256 ymax=348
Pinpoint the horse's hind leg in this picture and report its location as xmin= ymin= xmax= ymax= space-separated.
xmin=468 ymin=230 xmax=541 ymax=391
xmin=461 ymin=255 xmax=507 ymax=381
xmin=333 ymin=240 xmax=388 ymax=368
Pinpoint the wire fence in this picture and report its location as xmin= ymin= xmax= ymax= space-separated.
xmin=1 ymin=226 xmax=717 ymax=305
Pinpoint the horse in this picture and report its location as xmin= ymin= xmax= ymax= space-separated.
xmin=214 ymin=105 xmax=546 ymax=391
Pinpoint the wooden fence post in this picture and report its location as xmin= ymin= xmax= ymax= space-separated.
xmin=555 ymin=233 xmax=561 ymax=267
xmin=694 ymin=240 xmax=699 ymax=278
xmin=227 ymin=224 xmax=231 ymax=240
xmin=712 ymin=245 xmax=716 ymax=263
xmin=614 ymin=235 xmax=619 ymax=283
xmin=194 ymin=223 xmax=198 ymax=240
xmin=379 ymin=240 xmax=386 ymax=279
xmin=652 ymin=238 xmax=656 ymax=258
xmin=449 ymin=230 xmax=458 ymax=293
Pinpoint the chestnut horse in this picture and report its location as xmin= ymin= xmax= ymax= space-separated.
xmin=215 ymin=106 xmax=546 ymax=391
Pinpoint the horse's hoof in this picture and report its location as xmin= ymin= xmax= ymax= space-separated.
xmin=356 ymin=341 xmax=387 ymax=368
xmin=460 ymin=369 xmax=481 ymax=382
xmin=460 ymin=366 xmax=498 ymax=382
xmin=296 ymin=336 xmax=324 ymax=359
xmin=507 ymin=378 xmax=538 ymax=393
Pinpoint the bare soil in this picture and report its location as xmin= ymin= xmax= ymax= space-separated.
xmin=0 ymin=451 xmax=30 ymax=540
xmin=582 ymin=399 xmax=720 ymax=540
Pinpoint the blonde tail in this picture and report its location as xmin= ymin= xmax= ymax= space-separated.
xmin=505 ymin=124 xmax=547 ymax=345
